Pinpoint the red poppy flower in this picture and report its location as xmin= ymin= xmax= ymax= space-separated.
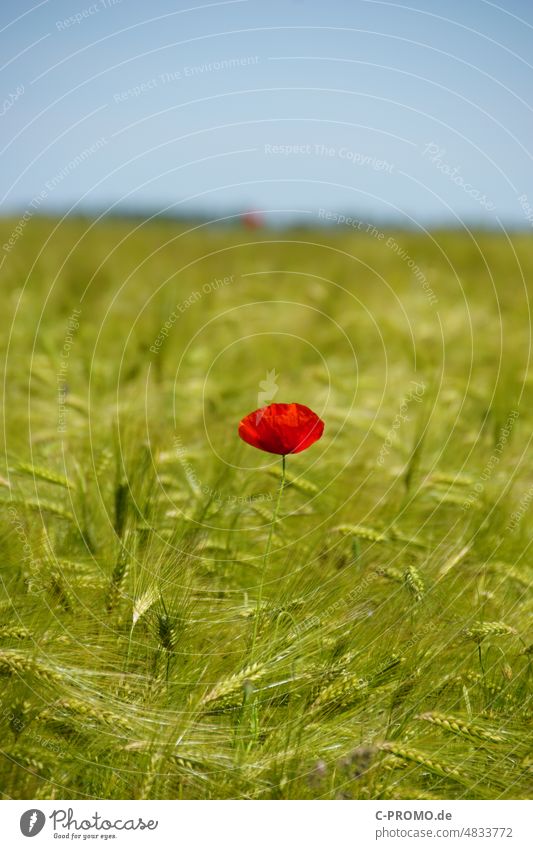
xmin=238 ymin=402 xmax=324 ymax=455
xmin=241 ymin=210 xmax=264 ymax=230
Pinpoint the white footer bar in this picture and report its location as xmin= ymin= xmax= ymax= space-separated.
xmin=2 ymin=799 xmax=531 ymax=848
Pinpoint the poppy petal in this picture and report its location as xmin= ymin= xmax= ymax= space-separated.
xmin=238 ymin=403 xmax=324 ymax=455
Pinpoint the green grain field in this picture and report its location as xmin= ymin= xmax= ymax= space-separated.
xmin=0 ymin=216 xmax=532 ymax=800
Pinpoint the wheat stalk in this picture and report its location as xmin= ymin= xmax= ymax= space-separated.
xmin=39 ymin=697 xmax=132 ymax=730
xmin=379 ymin=743 xmax=464 ymax=782
xmin=0 ymin=651 xmax=62 ymax=683
xmin=7 ymin=497 xmax=74 ymax=522
xmin=48 ymin=571 xmax=74 ymax=612
xmin=416 ymin=711 xmax=506 ymax=743
xmin=157 ymin=613 xmax=178 ymax=653
xmin=107 ymin=545 xmax=130 ymax=612
xmin=463 ymin=621 xmax=517 ymax=642
xmin=14 ymin=462 xmax=75 ymax=490
xmin=404 ymin=564 xmax=424 ymax=601
xmin=334 ymin=524 xmax=387 ymax=542
xmin=202 ymin=662 xmax=267 ymax=708
xmin=377 ymin=565 xmax=404 ymax=582
xmin=428 ymin=472 xmax=474 ymax=487
xmin=0 ymin=626 xmax=32 ymax=640
xmin=311 ymin=672 xmax=368 ymax=711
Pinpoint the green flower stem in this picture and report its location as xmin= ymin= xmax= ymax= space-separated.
xmin=250 ymin=454 xmax=286 ymax=658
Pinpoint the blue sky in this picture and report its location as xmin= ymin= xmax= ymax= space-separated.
xmin=1 ymin=0 xmax=533 ymax=227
